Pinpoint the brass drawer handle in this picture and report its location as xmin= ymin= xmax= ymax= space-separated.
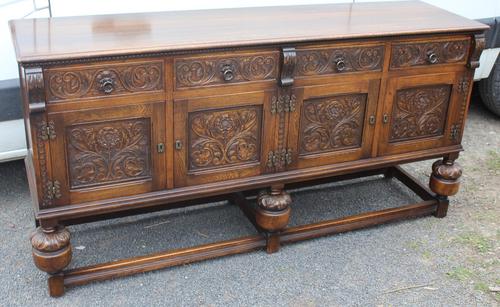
xmin=427 ymin=52 xmax=438 ymax=64
xmin=335 ymin=57 xmax=346 ymax=72
xmin=383 ymin=114 xmax=389 ymax=124
xmin=99 ymin=76 xmax=115 ymax=94
xmin=221 ymin=64 xmax=235 ymax=81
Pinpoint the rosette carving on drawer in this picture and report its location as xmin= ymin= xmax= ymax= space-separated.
xmin=390 ymin=40 xmax=469 ymax=68
xmin=175 ymin=54 xmax=278 ymax=88
xmin=296 ymin=45 xmax=384 ymax=76
xmin=46 ymin=61 xmax=163 ymax=101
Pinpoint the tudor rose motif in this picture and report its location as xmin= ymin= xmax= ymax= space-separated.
xmin=188 ymin=106 xmax=262 ymax=170
xmin=300 ymin=94 xmax=367 ymax=154
xmin=67 ymin=118 xmax=152 ymax=188
xmin=390 ymin=85 xmax=451 ymax=141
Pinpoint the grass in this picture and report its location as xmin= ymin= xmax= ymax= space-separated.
xmin=486 ymin=150 xmax=500 ymax=172
xmin=446 ymin=267 xmax=474 ymax=281
xmin=454 ymin=232 xmax=492 ymax=253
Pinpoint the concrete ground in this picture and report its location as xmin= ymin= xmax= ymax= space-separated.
xmin=0 ymin=97 xmax=498 ymax=306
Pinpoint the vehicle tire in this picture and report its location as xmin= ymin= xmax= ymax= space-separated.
xmin=479 ymin=54 xmax=500 ymax=116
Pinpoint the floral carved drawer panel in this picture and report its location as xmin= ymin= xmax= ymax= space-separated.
xmin=299 ymin=93 xmax=367 ymax=155
xmin=188 ymin=106 xmax=262 ymax=171
xmin=389 ymin=85 xmax=451 ymax=142
xmin=66 ymin=118 xmax=152 ymax=188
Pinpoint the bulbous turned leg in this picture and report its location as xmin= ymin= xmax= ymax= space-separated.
xmin=429 ymin=156 xmax=462 ymax=218
xmin=255 ymin=185 xmax=291 ymax=254
xmin=31 ymin=225 xmax=72 ymax=297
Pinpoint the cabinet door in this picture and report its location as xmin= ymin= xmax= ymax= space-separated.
xmin=48 ymin=102 xmax=166 ymax=204
xmin=173 ymin=91 xmax=275 ymax=187
xmin=378 ymin=72 xmax=462 ymax=156
xmin=287 ymin=80 xmax=379 ymax=169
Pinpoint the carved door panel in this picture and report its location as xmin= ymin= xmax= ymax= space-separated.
xmin=173 ymin=91 xmax=275 ymax=187
xmin=378 ymin=72 xmax=466 ymax=156
xmin=48 ymin=102 xmax=166 ymax=205
xmin=287 ymin=80 xmax=379 ymax=170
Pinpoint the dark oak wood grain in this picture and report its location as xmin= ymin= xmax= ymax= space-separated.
xmin=9 ymin=1 xmax=487 ymax=63
xmin=11 ymin=2 xmax=485 ymax=297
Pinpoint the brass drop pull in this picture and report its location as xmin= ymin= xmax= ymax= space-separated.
xmin=369 ymin=115 xmax=376 ymax=125
xmin=383 ymin=114 xmax=389 ymax=124
xmin=427 ymin=52 xmax=438 ymax=64
xmin=221 ymin=64 xmax=235 ymax=81
xmin=175 ymin=140 xmax=182 ymax=150
xmin=335 ymin=57 xmax=346 ymax=72
xmin=99 ymin=77 xmax=115 ymax=94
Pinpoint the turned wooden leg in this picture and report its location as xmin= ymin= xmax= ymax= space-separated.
xmin=255 ymin=185 xmax=291 ymax=254
xmin=31 ymin=224 xmax=72 ymax=297
xmin=429 ymin=156 xmax=462 ymax=218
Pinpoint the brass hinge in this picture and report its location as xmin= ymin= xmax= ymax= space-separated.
xmin=271 ymin=94 xmax=296 ymax=114
xmin=266 ymin=149 xmax=293 ymax=168
xmin=450 ymin=124 xmax=460 ymax=141
xmin=40 ymin=121 xmax=56 ymax=140
xmin=46 ymin=180 xmax=61 ymax=200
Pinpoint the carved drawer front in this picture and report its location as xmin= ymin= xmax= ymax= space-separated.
xmin=286 ymin=80 xmax=379 ymax=170
xmin=295 ymin=44 xmax=385 ymax=77
xmin=390 ymin=38 xmax=470 ymax=69
xmin=45 ymin=60 xmax=164 ymax=102
xmin=378 ymin=71 xmax=470 ymax=156
xmin=47 ymin=102 xmax=166 ymax=205
xmin=174 ymin=51 xmax=279 ymax=89
xmin=174 ymin=91 xmax=274 ymax=187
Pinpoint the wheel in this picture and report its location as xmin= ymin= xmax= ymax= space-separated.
xmin=479 ymin=54 xmax=500 ymax=116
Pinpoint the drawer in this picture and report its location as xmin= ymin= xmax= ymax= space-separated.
xmin=174 ymin=51 xmax=279 ymax=89
xmin=390 ymin=38 xmax=470 ymax=69
xmin=295 ymin=44 xmax=385 ymax=77
xmin=45 ymin=60 xmax=164 ymax=102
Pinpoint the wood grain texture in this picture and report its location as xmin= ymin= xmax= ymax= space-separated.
xmin=9 ymin=1 xmax=487 ymax=63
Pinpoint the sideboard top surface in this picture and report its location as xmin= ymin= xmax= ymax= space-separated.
xmin=10 ymin=1 xmax=487 ymax=63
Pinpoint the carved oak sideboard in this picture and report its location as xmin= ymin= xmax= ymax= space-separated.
xmin=9 ymin=1 xmax=487 ymax=296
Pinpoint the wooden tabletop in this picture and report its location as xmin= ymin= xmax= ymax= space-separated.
xmin=9 ymin=1 xmax=487 ymax=63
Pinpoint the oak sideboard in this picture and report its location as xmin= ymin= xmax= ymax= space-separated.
xmin=9 ymin=1 xmax=487 ymax=296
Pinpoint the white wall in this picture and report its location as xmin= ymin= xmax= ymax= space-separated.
xmin=1 ymin=0 xmax=499 ymax=81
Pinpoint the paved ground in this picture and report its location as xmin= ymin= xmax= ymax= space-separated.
xmin=0 ymin=97 xmax=498 ymax=306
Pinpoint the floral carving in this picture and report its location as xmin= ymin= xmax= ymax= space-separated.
xmin=300 ymin=94 xmax=367 ymax=154
xmin=390 ymin=40 xmax=469 ymax=68
xmin=175 ymin=54 xmax=278 ymax=88
xmin=189 ymin=106 xmax=262 ymax=170
xmin=47 ymin=62 xmax=163 ymax=101
xmin=390 ymin=85 xmax=451 ymax=141
xmin=295 ymin=46 xmax=384 ymax=76
xmin=66 ymin=118 xmax=151 ymax=188
xmin=31 ymin=227 xmax=71 ymax=252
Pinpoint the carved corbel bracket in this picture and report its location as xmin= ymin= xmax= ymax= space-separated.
xmin=25 ymin=67 xmax=46 ymax=114
xmin=467 ymin=33 xmax=485 ymax=69
xmin=279 ymin=47 xmax=296 ymax=87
